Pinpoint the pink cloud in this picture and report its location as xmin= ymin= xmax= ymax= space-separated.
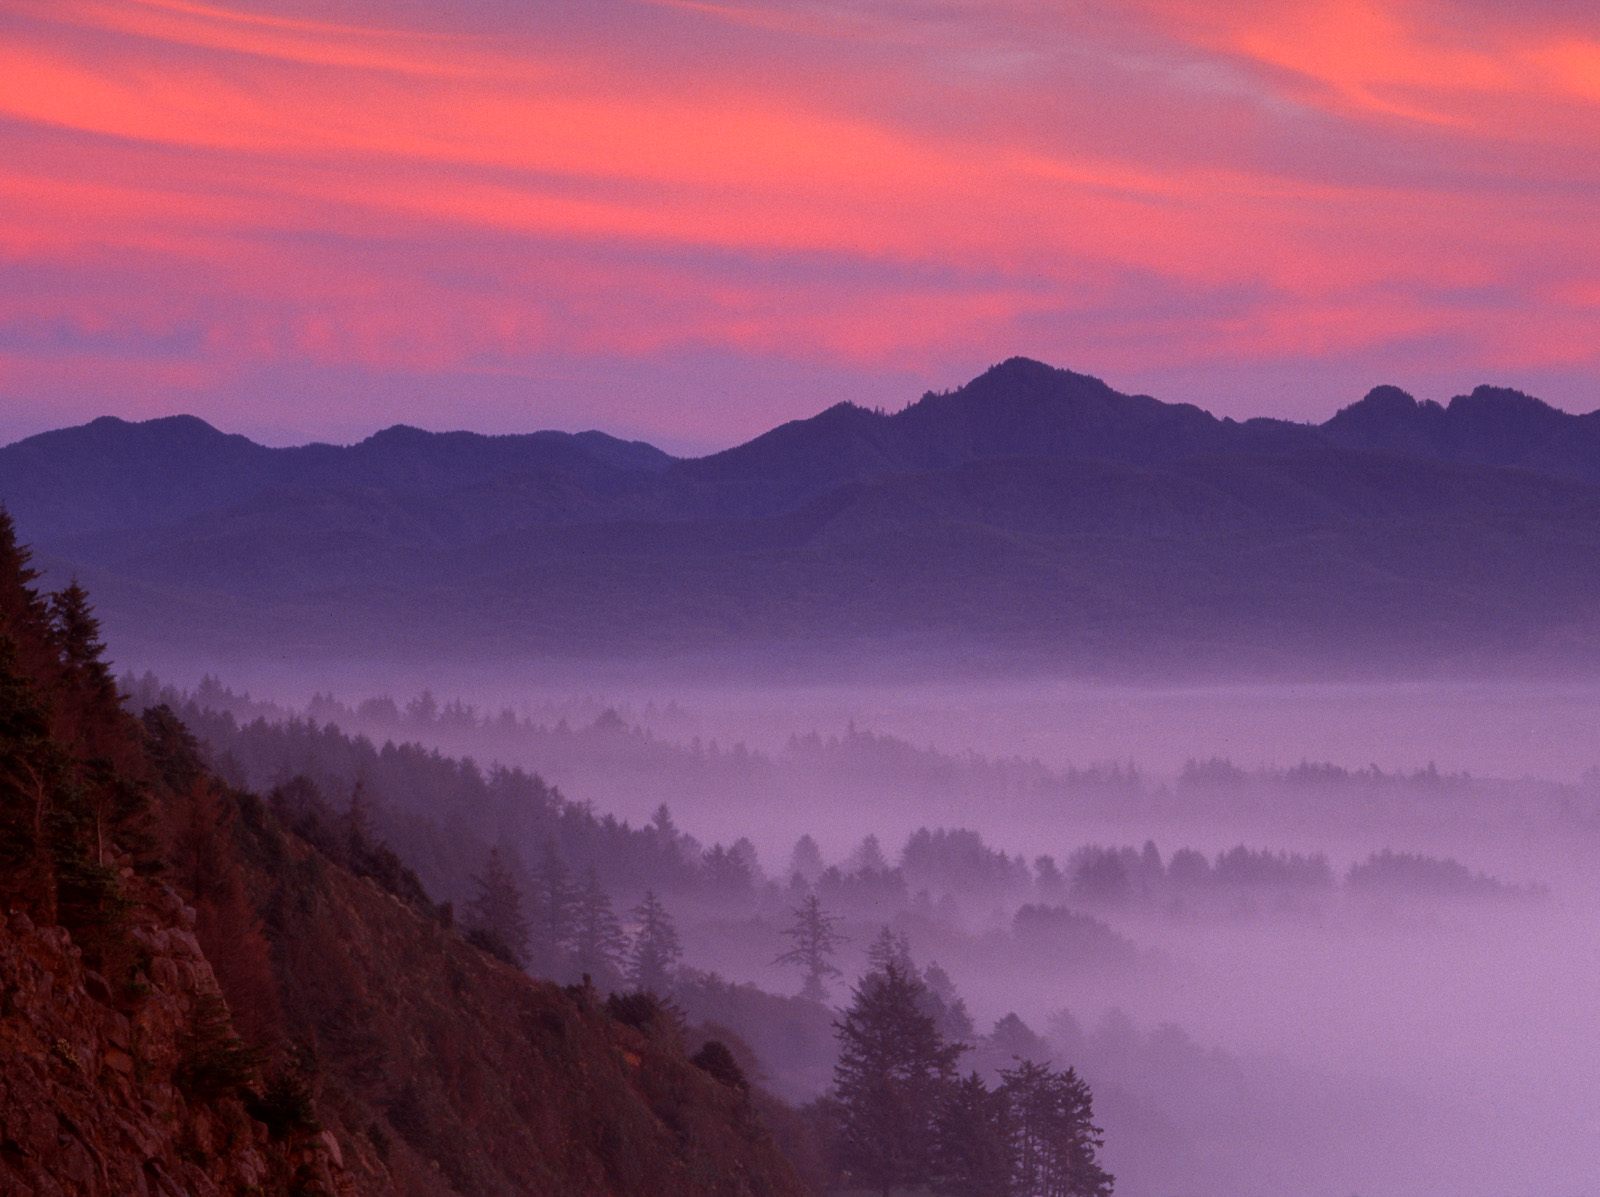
xmin=0 ymin=0 xmax=1597 ymax=444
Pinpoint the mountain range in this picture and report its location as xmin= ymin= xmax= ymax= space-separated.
xmin=7 ymin=357 xmax=1600 ymax=675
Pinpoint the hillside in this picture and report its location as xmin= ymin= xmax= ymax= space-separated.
xmin=0 ymin=513 xmax=809 ymax=1196
xmin=9 ymin=358 xmax=1600 ymax=674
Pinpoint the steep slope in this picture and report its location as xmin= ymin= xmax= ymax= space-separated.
xmin=228 ymin=793 xmax=806 ymax=1197
xmin=0 ymin=887 xmax=347 ymax=1196
xmin=0 ymin=515 xmax=810 ymax=1196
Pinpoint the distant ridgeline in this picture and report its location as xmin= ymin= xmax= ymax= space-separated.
xmin=10 ymin=357 xmax=1600 ymax=673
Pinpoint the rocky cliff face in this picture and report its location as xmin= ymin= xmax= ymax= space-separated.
xmin=0 ymin=885 xmax=343 ymax=1196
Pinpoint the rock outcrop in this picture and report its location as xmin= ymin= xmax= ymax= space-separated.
xmin=0 ymin=889 xmax=342 ymax=1196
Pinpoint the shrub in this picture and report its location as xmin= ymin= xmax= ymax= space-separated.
xmin=247 ymin=1049 xmax=321 ymax=1138
xmin=465 ymin=925 xmax=521 ymax=967
xmin=691 ymin=1040 xmax=748 ymax=1093
xmin=175 ymin=992 xmax=260 ymax=1100
xmin=605 ymin=989 xmax=683 ymax=1035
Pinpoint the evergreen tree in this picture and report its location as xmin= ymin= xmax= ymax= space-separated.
xmin=1000 ymin=1058 xmax=1054 ymax=1195
xmin=48 ymin=582 xmax=120 ymax=733
xmin=344 ymin=780 xmax=373 ymax=857
xmin=848 ymin=833 xmax=889 ymax=874
xmin=703 ymin=841 xmax=754 ymax=892
xmin=466 ymin=846 xmax=530 ymax=967
xmin=49 ymin=583 xmax=109 ymax=678
xmin=922 ymin=960 xmax=976 ymax=1041
xmin=627 ymin=890 xmax=682 ymax=994
xmin=831 ymin=961 xmax=964 ymax=1196
xmin=0 ymin=509 xmax=49 ymax=640
xmin=0 ymin=637 xmax=57 ymax=910
xmin=1048 ymin=1066 xmax=1114 ymax=1197
xmin=1000 ymin=1060 xmax=1113 ymax=1197
xmin=774 ymin=893 xmax=847 ymax=1001
xmin=161 ymin=773 xmax=282 ymax=1045
xmin=529 ymin=838 xmax=577 ymax=975
xmin=787 ymin=833 xmax=825 ymax=884
xmin=865 ymin=925 xmax=913 ymax=973
xmin=934 ymin=1072 xmax=1015 ymax=1197
xmin=571 ymin=864 xmax=628 ymax=985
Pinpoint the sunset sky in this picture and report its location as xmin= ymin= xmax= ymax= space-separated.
xmin=2 ymin=0 xmax=1598 ymax=450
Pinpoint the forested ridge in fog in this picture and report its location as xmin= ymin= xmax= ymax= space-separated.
xmin=108 ymin=666 xmax=1600 ymax=1197
xmin=2 ymin=518 xmax=1143 ymax=1196
xmin=13 ymin=358 xmax=1600 ymax=673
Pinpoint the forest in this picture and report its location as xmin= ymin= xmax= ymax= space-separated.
xmin=0 ymin=511 xmax=1124 ymax=1195
xmin=107 ymin=660 xmax=1593 ymax=1197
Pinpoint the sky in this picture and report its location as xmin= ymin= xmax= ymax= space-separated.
xmin=1 ymin=0 xmax=1598 ymax=452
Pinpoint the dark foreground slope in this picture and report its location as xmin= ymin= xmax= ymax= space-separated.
xmin=0 ymin=515 xmax=807 ymax=1197
xmin=10 ymin=358 xmax=1600 ymax=674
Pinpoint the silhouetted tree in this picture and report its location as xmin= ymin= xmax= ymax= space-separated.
xmin=922 ymin=961 xmax=976 ymax=1041
xmin=1000 ymin=1059 xmax=1113 ymax=1197
xmin=48 ymin=583 xmax=122 ymax=745
xmin=774 ymin=894 xmax=847 ymax=1001
xmin=934 ymin=1072 xmax=1015 ymax=1197
xmin=865 ymin=925 xmax=912 ymax=973
xmin=831 ymin=961 xmax=964 ymax=1196
xmin=848 ymin=833 xmax=889 ymax=874
xmin=0 ymin=637 xmax=56 ymax=910
xmin=788 ymin=833 xmax=825 ymax=883
xmin=627 ymin=890 xmax=682 ymax=994
xmin=0 ymin=510 xmax=46 ymax=630
xmin=704 ymin=841 xmax=754 ymax=892
xmin=571 ymin=864 xmax=628 ymax=985
xmin=529 ymin=838 xmax=577 ymax=975
xmin=467 ymin=847 xmax=529 ymax=967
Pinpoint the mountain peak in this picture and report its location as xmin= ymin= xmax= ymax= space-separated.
xmin=961 ymin=356 xmax=1112 ymax=398
xmin=1448 ymin=385 xmax=1556 ymax=417
xmin=364 ymin=423 xmax=434 ymax=445
xmin=1328 ymin=385 xmax=1426 ymax=421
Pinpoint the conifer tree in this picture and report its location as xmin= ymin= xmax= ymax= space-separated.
xmin=344 ymin=781 xmax=373 ymax=857
xmin=865 ymin=925 xmax=913 ymax=973
xmin=0 ymin=511 xmax=46 ymax=621
xmin=0 ymin=637 xmax=56 ymax=910
xmin=467 ymin=846 xmax=530 ymax=967
xmin=1000 ymin=1059 xmax=1113 ymax=1197
xmin=787 ymin=833 xmax=825 ymax=884
xmin=922 ymin=960 xmax=977 ymax=1041
xmin=1049 ymin=1066 xmax=1114 ymax=1197
xmin=774 ymin=893 xmax=847 ymax=1001
xmin=529 ymin=838 xmax=578 ymax=975
xmin=570 ymin=864 xmax=628 ymax=985
xmin=848 ymin=833 xmax=889 ymax=873
xmin=1000 ymin=1058 xmax=1054 ymax=1195
xmin=626 ymin=890 xmax=682 ymax=994
xmin=934 ymin=1072 xmax=1015 ymax=1197
xmin=704 ymin=841 xmax=756 ymax=892
xmin=48 ymin=583 xmax=121 ymax=737
xmin=831 ymin=961 xmax=964 ymax=1196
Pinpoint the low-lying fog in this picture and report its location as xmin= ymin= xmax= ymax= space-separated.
xmin=134 ymin=661 xmax=1600 ymax=1197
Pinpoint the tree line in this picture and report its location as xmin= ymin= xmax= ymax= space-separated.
xmin=827 ymin=935 xmax=1113 ymax=1197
